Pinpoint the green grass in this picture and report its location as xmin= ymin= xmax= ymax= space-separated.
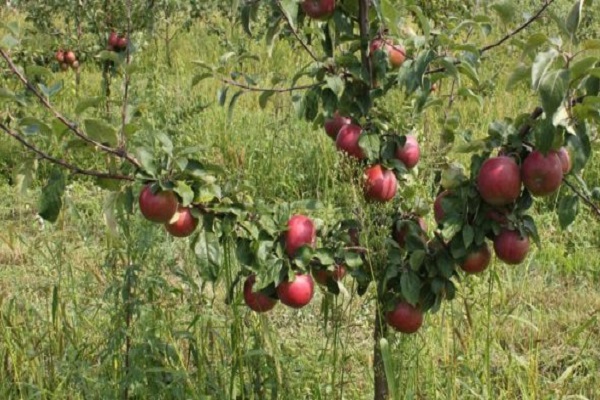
xmin=1 ymin=3 xmax=600 ymax=399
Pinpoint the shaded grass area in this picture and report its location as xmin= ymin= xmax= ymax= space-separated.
xmin=1 ymin=5 xmax=600 ymax=400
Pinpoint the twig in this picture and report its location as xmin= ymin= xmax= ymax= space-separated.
xmin=0 ymin=122 xmax=134 ymax=181
xmin=0 ymin=48 xmax=141 ymax=169
xmin=274 ymin=0 xmax=320 ymax=63
xmin=219 ymin=77 xmax=319 ymax=93
xmin=358 ymin=0 xmax=373 ymax=87
xmin=562 ymin=178 xmax=600 ymax=219
xmin=119 ymin=0 xmax=132 ymax=150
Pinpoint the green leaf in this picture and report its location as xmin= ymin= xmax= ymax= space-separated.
xmin=84 ymin=119 xmax=117 ymax=146
xmin=569 ymin=56 xmax=598 ymax=83
xmin=506 ymin=63 xmax=531 ymax=91
xmin=565 ymin=0 xmax=584 ymax=41
xmin=531 ymin=49 xmax=559 ymax=89
xmin=538 ymin=69 xmax=570 ymax=119
xmin=325 ymin=75 xmax=344 ymax=98
xmin=1 ymin=34 xmax=19 ymax=49
xmin=38 ymin=169 xmax=66 ymax=223
xmin=462 ymin=225 xmax=474 ymax=248
xmin=76 ymin=97 xmax=104 ymax=115
xmin=491 ymin=1 xmax=517 ymax=25
xmin=174 ymin=181 xmax=194 ymax=206
xmin=557 ymin=194 xmax=579 ymax=229
xmin=259 ymin=91 xmax=275 ymax=109
xmin=217 ymin=86 xmax=228 ymax=106
xmin=19 ymin=117 xmax=52 ymax=137
xmin=135 ymin=147 xmax=157 ymax=177
xmin=409 ymin=250 xmax=426 ymax=270
xmin=191 ymin=73 xmax=213 ymax=87
xmin=227 ymin=90 xmax=244 ymax=122
xmin=400 ymin=270 xmax=421 ymax=306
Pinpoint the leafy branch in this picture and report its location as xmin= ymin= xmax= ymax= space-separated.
xmin=274 ymin=0 xmax=320 ymax=63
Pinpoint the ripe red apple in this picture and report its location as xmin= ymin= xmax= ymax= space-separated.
xmin=433 ymin=190 xmax=451 ymax=224
xmin=64 ymin=51 xmax=77 ymax=65
xmin=477 ymin=156 xmax=522 ymax=206
xmin=276 ymin=273 xmax=315 ymax=308
xmin=55 ymin=50 xmax=65 ymax=63
xmin=385 ymin=301 xmax=423 ymax=334
xmin=117 ymin=36 xmax=128 ymax=51
xmin=364 ymin=164 xmax=398 ymax=202
xmin=395 ymin=135 xmax=420 ymax=169
xmin=285 ymin=214 xmax=316 ymax=258
xmin=324 ymin=111 xmax=351 ymax=140
xmin=493 ymin=229 xmax=530 ymax=265
xmin=243 ymin=275 xmax=277 ymax=312
xmin=139 ymin=184 xmax=179 ymax=223
xmin=165 ymin=206 xmax=198 ymax=237
xmin=370 ymin=39 xmax=406 ymax=68
xmin=393 ymin=217 xmax=427 ymax=248
xmin=557 ymin=147 xmax=572 ymax=174
xmin=460 ymin=243 xmax=492 ymax=274
xmin=300 ymin=0 xmax=335 ymax=20
xmin=314 ymin=265 xmax=346 ymax=285
xmin=335 ymin=124 xmax=365 ymax=160
xmin=108 ymin=31 xmax=119 ymax=49
xmin=521 ymin=150 xmax=563 ymax=197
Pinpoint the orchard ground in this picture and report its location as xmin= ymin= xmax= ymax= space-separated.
xmin=1 ymin=4 xmax=600 ymax=400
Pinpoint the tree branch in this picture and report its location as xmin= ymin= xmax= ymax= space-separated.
xmin=219 ymin=77 xmax=319 ymax=93
xmin=562 ymin=178 xmax=600 ymax=219
xmin=0 ymin=122 xmax=134 ymax=181
xmin=358 ymin=0 xmax=373 ymax=87
xmin=274 ymin=0 xmax=320 ymax=63
xmin=0 ymin=48 xmax=141 ymax=169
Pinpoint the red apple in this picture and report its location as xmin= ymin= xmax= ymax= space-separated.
xmin=521 ymin=150 xmax=563 ymax=197
xmin=165 ymin=206 xmax=198 ymax=237
xmin=477 ymin=156 xmax=522 ymax=206
xmin=276 ymin=273 xmax=315 ymax=308
xmin=108 ymin=31 xmax=119 ymax=49
xmin=324 ymin=111 xmax=351 ymax=139
xmin=314 ymin=265 xmax=346 ymax=285
xmin=285 ymin=214 xmax=316 ymax=258
xmin=557 ymin=147 xmax=572 ymax=174
xmin=385 ymin=301 xmax=423 ymax=334
xmin=364 ymin=164 xmax=398 ymax=202
xmin=139 ymin=184 xmax=179 ymax=223
xmin=393 ymin=217 xmax=427 ymax=248
xmin=300 ymin=0 xmax=335 ymax=20
xmin=493 ymin=229 xmax=530 ymax=265
xmin=64 ymin=51 xmax=77 ymax=65
xmin=395 ymin=135 xmax=420 ymax=169
xmin=460 ymin=243 xmax=492 ymax=274
xmin=370 ymin=39 xmax=406 ymax=68
xmin=335 ymin=124 xmax=365 ymax=160
xmin=243 ymin=275 xmax=277 ymax=313
xmin=434 ymin=190 xmax=451 ymax=224
xmin=55 ymin=50 xmax=65 ymax=63
xmin=117 ymin=36 xmax=128 ymax=51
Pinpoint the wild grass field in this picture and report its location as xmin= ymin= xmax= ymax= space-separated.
xmin=1 ymin=2 xmax=600 ymax=399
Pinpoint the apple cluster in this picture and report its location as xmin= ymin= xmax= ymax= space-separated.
xmin=55 ymin=49 xmax=79 ymax=71
xmin=107 ymin=31 xmax=128 ymax=53
xmin=138 ymin=184 xmax=199 ymax=238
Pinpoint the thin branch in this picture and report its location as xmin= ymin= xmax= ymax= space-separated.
xmin=119 ymin=0 xmax=133 ymax=149
xmin=219 ymin=77 xmax=319 ymax=93
xmin=0 ymin=48 xmax=141 ymax=169
xmin=0 ymin=122 xmax=134 ymax=181
xmin=274 ymin=0 xmax=320 ymax=63
xmin=562 ymin=178 xmax=600 ymax=219
xmin=426 ymin=0 xmax=555 ymax=75
xmin=358 ymin=0 xmax=373 ymax=87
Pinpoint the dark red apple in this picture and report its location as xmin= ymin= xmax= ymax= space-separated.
xmin=395 ymin=135 xmax=420 ymax=169
xmin=364 ymin=164 xmax=398 ymax=202
xmin=64 ymin=51 xmax=77 ymax=65
xmin=393 ymin=217 xmax=427 ymax=248
xmin=117 ymin=37 xmax=128 ymax=51
xmin=285 ymin=214 xmax=316 ymax=258
xmin=521 ymin=150 xmax=563 ymax=196
xmin=335 ymin=124 xmax=365 ymax=160
xmin=324 ymin=111 xmax=351 ymax=139
xmin=165 ymin=206 xmax=198 ymax=237
xmin=55 ymin=50 xmax=65 ymax=63
xmin=276 ymin=273 xmax=315 ymax=308
xmin=385 ymin=301 xmax=423 ymax=334
xmin=460 ymin=243 xmax=492 ymax=274
xmin=314 ymin=265 xmax=346 ymax=285
xmin=557 ymin=147 xmax=572 ymax=174
xmin=243 ymin=275 xmax=277 ymax=312
xmin=139 ymin=184 xmax=179 ymax=223
xmin=493 ymin=229 xmax=530 ymax=265
xmin=477 ymin=156 xmax=522 ymax=206
xmin=300 ymin=0 xmax=335 ymax=20
xmin=434 ymin=190 xmax=451 ymax=224
xmin=370 ymin=39 xmax=406 ymax=68
xmin=108 ymin=31 xmax=119 ymax=49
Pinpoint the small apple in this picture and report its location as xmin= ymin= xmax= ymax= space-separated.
xmin=433 ymin=190 xmax=451 ymax=224
xmin=335 ymin=124 xmax=365 ymax=160
xmin=364 ymin=164 xmax=397 ymax=202
xmin=300 ymin=0 xmax=335 ymax=20
xmin=64 ymin=51 xmax=77 ymax=65
xmin=324 ymin=111 xmax=351 ymax=140
xmin=243 ymin=275 xmax=277 ymax=313
xmin=314 ymin=265 xmax=346 ymax=286
xmin=493 ymin=229 xmax=530 ymax=265
xmin=477 ymin=156 xmax=522 ymax=206
xmin=55 ymin=50 xmax=65 ymax=63
xmin=556 ymin=147 xmax=572 ymax=175
xmin=393 ymin=217 xmax=427 ymax=248
xmin=165 ymin=206 xmax=198 ymax=238
xmin=460 ymin=243 xmax=492 ymax=274
xmin=285 ymin=214 xmax=316 ymax=258
xmin=138 ymin=184 xmax=179 ymax=223
xmin=385 ymin=301 xmax=423 ymax=334
xmin=276 ymin=273 xmax=315 ymax=308
xmin=108 ymin=31 xmax=119 ymax=49
xmin=395 ymin=135 xmax=420 ymax=169
xmin=71 ymin=60 xmax=80 ymax=70
xmin=521 ymin=150 xmax=563 ymax=197
xmin=370 ymin=38 xmax=406 ymax=69
xmin=117 ymin=36 xmax=128 ymax=51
